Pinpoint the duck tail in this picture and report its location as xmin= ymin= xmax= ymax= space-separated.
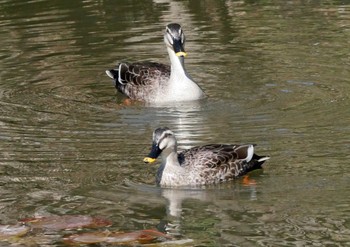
xmin=239 ymin=154 xmax=269 ymax=176
xmin=106 ymin=63 xmax=129 ymax=90
xmin=105 ymin=69 xmax=118 ymax=80
xmin=105 ymin=68 xmax=119 ymax=88
xmin=258 ymin=156 xmax=270 ymax=163
xmin=253 ymin=154 xmax=270 ymax=169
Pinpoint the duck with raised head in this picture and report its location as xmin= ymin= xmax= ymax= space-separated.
xmin=105 ymin=23 xmax=205 ymax=103
xmin=143 ymin=127 xmax=270 ymax=187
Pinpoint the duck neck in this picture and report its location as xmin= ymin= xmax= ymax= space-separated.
xmin=161 ymin=145 xmax=180 ymax=167
xmin=167 ymin=47 xmax=188 ymax=79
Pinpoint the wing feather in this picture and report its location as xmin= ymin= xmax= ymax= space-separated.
xmin=178 ymin=144 xmax=261 ymax=180
xmin=107 ymin=62 xmax=171 ymax=101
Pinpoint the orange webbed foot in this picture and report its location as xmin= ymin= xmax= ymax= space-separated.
xmin=242 ymin=175 xmax=257 ymax=186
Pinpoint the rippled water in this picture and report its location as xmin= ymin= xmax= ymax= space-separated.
xmin=1 ymin=0 xmax=350 ymax=246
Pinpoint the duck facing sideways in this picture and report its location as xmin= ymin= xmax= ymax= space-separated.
xmin=105 ymin=23 xmax=205 ymax=103
xmin=144 ymin=127 xmax=270 ymax=187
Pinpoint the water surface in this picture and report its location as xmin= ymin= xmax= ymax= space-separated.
xmin=0 ymin=0 xmax=349 ymax=246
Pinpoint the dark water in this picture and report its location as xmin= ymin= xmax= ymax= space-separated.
xmin=0 ymin=0 xmax=350 ymax=246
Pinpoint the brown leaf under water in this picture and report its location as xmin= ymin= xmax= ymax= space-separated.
xmin=0 ymin=225 xmax=30 ymax=239
xmin=19 ymin=215 xmax=112 ymax=230
xmin=64 ymin=229 xmax=171 ymax=245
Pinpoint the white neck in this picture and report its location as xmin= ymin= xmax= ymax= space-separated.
xmin=161 ymin=145 xmax=180 ymax=167
xmin=158 ymin=145 xmax=183 ymax=186
xmin=153 ymin=46 xmax=205 ymax=103
xmin=167 ymin=47 xmax=188 ymax=79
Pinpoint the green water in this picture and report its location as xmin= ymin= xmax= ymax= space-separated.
xmin=0 ymin=0 xmax=349 ymax=246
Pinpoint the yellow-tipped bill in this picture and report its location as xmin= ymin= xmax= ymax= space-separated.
xmin=144 ymin=157 xmax=156 ymax=163
xmin=175 ymin=51 xmax=187 ymax=57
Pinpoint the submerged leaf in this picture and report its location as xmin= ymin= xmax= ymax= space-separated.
xmin=64 ymin=229 xmax=170 ymax=245
xmin=64 ymin=231 xmax=109 ymax=244
xmin=106 ymin=231 xmax=154 ymax=244
xmin=0 ymin=225 xmax=30 ymax=238
xmin=20 ymin=215 xmax=112 ymax=230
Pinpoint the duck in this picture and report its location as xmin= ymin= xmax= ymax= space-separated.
xmin=143 ymin=127 xmax=270 ymax=187
xmin=105 ymin=23 xmax=205 ymax=103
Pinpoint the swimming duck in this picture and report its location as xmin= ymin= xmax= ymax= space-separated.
xmin=143 ymin=127 xmax=270 ymax=187
xmin=105 ymin=23 xmax=205 ymax=103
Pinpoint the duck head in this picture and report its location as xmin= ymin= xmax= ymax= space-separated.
xmin=144 ymin=127 xmax=177 ymax=164
xmin=164 ymin=23 xmax=187 ymax=59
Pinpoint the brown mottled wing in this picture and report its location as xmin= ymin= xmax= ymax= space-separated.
xmin=179 ymin=144 xmax=239 ymax=168
xmin=115 ymin=62 xmax=170 ymax=101
xmin=178 ymin=144 xmax=261 ymax=180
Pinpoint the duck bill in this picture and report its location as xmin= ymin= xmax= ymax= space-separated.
xmin=143 ymin=143 xmax=162 ymax=164
xmin=173 ymin=39 xmax=187 ymax=57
